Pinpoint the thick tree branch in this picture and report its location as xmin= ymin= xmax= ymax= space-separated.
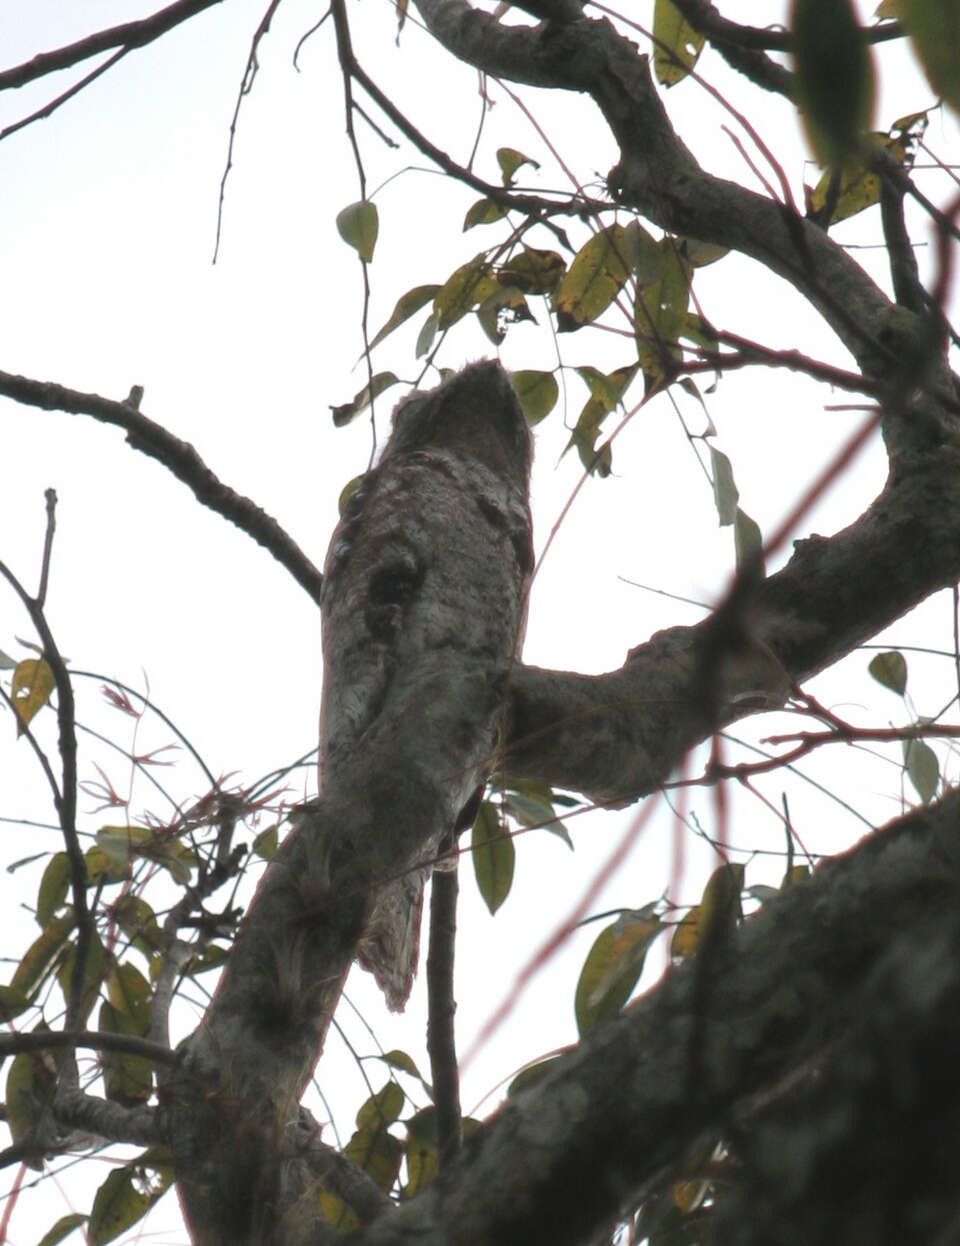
xmin=413 ymin=1 xmax=957 ymax=418
xmin=353 ymin=788 xmax=960 ymax=1246
xmin=665 ymin=0 xmax=792 ymax=95
xmin=506 ymin=429 xmax=960 ymax=802
xmin=0 ymin=370 xmax=324 ymax=606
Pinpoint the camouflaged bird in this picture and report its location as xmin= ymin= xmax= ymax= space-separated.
xmin=318 ymin=361 xmax=534 ymax=1009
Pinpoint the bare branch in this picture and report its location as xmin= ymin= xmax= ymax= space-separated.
xmin=0 ymin=369 xmax=324 ymax=606
xmin=0 ymin=0 xmax=223 ymax=93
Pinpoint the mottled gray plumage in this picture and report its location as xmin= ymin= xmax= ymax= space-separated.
xmin=319 ymin=361 xmax=534 ymax=1008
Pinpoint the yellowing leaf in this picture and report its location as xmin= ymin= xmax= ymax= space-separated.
xmin=575 ymin=912 xmax=661 ymax=1036
xmin=499 ymin=247 xmax=566 ymax=295
xmin=463 ymin=198 xmax=507 ymax=230
xmin=554 ymin=225 xmax=632 ymax=331
xmin=433 ymin=256 xmax=499 ymax=330
xmin=11 ymin=658 xmax=55 ymax=735
xmin=496 ymin=147 xmax=539 ymax=186
xmin=335 ymin=200 xmax=379 ymax=262
xmin=653 ymin=0 xmax=705 ymax=85
xmin=809 ymin=134 xmax=908 ymax=223
xmin=510 ymin=370 xmax=559 ymax=424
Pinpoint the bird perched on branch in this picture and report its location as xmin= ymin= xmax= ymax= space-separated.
xmin=318 ymin=361 xmax=534 ymax=1009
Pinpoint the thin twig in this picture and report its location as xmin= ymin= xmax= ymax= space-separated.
xmin=213 ymin=0 xmax=284 ymax=262
xmin=36 ymin=488 xmax=56 ymax=609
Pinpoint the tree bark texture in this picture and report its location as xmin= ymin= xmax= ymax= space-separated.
xmin=161 ymin=362 xmax=532 ymax=1245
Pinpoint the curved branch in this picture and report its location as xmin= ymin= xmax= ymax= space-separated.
xmin=0 ymin=370 xmax=325 ymax=606
xmin=354 ymin=789 xmax=960 ymax=1246
xmin=0 ymin=0 xmax=224 ymax=93
xmin=506 ymin=430 xmax=960 ymax=804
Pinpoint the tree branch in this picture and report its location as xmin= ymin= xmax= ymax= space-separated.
xmin=0 ymin=370 xmax=325 ymax=606
xmin=0 ymin=0 xmax=224 ymax=93
xmin=353 ymin=788 xmax=960 ymax=1246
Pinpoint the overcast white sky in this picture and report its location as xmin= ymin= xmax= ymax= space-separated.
xmin=1 ymin=1 xmax=957 ymax=1239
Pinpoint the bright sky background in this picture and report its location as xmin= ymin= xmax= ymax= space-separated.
xmin=1 ymin=1 xmax=958 ymax=1240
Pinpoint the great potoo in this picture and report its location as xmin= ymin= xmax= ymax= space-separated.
xmin=318 ymin=361 xmax=534 ymax=1010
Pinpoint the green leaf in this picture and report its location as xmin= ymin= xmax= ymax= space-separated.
xmin=57 ymin=929 xmax=105 ymax=1020
xmin=634 ymin=239 xmax=691 ymax=382
xmin=653 ymin=0 xmax=705 ymax=85
xmin=0 ymin=984 xmax=30 ymax=1021
xmin=11 ymin=658 xmax=55 ymax=736
xmin=869 ymin=650 xmax=908 ymax=695
xmin=791 ymin=0 xmax=876 ymax=165
xmin=99 ymin=1001 xmax=153 ymax=1106
xmin=434 ymin=256 xmax=499 ymax=330
xmin=415 ymin=310 xmax=439 ymax=358
xmin=503 ymin=789 xmax=571 ymax=846
xmin=330 ymin=372 xmax=401 ymax=427
xmin=554 ymin=225 xmax=632 ymax=331
xmin=88 ymin=1166 xmax=164 ymax=1246
xmin=356 ymin=1081 xmax=405 ymax=1131
xmin=709 ymin=447 xmax=739 ymax=526
xmin=574 ymin=912 xmax=662 ymax=1036
xmin=565 ymin=363 xmax=639 ymax=476
xmin=496 ymin=147 xmax=539 ymax=186
xmin=476 ymin=285 xmax=534 ymax=345
xmin=112 ymin=895 xmax=163 ymax=958
xmin=37 ymin=1213 xmax=87 ymax=1246
xmin=507 ymin=1054 xmax=563 ymax=1097
xmin=463 ymin=198 xmax=507 ymax=230
xmin=734 ymin=507 xmax=764 ymax=570
xmin=379 ymin=1049 xmax=424 ymax=1079
xmin=6 ymin=1045 xmax=56 ymax=1167
xmin=345 ymin=1126 xmax=403 ymax=1193
xmin=904 ymin=736 xmax=939 ymax=803
xmin=108 ymin=962 xmax=152 ymax=1029
xmin=252 ymin=824 xmax=278 ymax=861
xmin=12 ymin=909 xmax=75 ymax=995
xmin=510 ymin=370 xmax=558 ymax=424
xmin=901 ymin=0 xmax=960 ymax=113
xmin=369 ymin=285 xmax=440 ymax=350
xmin=471 ymin=801 xmax=515 ymax=914
xmin=336 ymin=200 xmax=379 ymax=263
xmin=36 ymin=852 xmax=70 ymax=927
xmin=678 ymin=237 xmax=730 ymax=268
